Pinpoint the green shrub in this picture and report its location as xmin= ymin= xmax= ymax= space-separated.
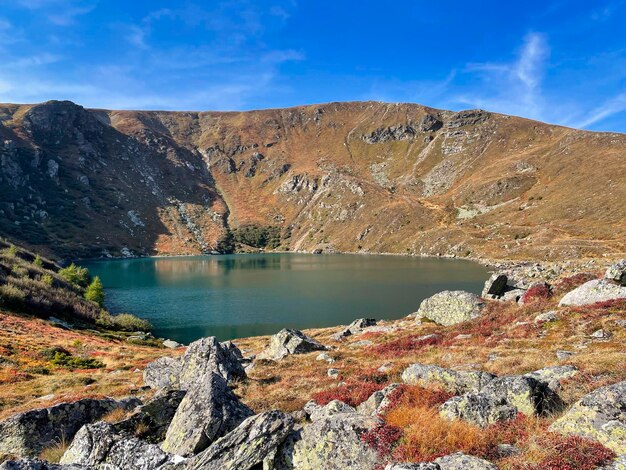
xmin=11 ymin=264 xmax=28 ymax=278
xmin=41 ymin=347 xmax=104 ymax=369
xmin=41 ymin=274 xmax=54 ymax=286
xmin=33 ymin=255 xmax=43 ymax=267
xmin=4 ymin=245 xmax=17 ymax=257
xmin=0 ymin=283 xmax=26 ymax=310
xmin=233 ymin=224 xmax=281 ymax=249
xmin=84 ymin=276 xmax=104 ymax=306
xmin=97 ymin=312 xmax=152 ymax=332
xmin=59 ymin=263 xmax=90 ymax=288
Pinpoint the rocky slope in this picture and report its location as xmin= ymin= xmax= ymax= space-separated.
xmin=1 ymin=100 xmax=625 ymax=260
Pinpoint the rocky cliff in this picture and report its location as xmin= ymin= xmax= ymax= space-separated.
xmin=1 ymin=100 xmax=625 ymax=260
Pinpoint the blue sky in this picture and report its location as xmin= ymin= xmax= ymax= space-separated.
xmin=1 ymin=1 xmax=626 ymax=132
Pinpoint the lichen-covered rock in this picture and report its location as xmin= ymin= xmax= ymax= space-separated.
xmin=549 ymin=381 xmax=626 ymax=454
xmin=481 ymin=376 xmax=563 ymax=416
xmin=0 ymin=459 xmax=85 ymax=469
xmin=161 ymin=372 xmax=253 ymax=456
xmin=144 ymin=356 xmax=182 ymax=390
xmin=178 ymin=336 xmax=246 ymax=388
xmin=401 ymin=363 xmax=495 ymax=394
xmin=599 ymin=455 xmax=626 ymax=470
xmin=331 ymin=318 xmax=377 ymax=341
xmin=482 ymin=274 xmax=508 ymax=298
xmin=258 ymin=329 xmax=328 ymax=360
xmin=0 ymin=397 xmax=140 ymax=457
xmin=523 ymin=365 xmax=578 ymax=392
xmin=534 ymin=311 xmax=558 ymax=323
xmin=559 ymin=279 xmax=626 ymax=307
xmin=416 ymin=291 xmax=484 ymax=326
xmin=357 ymin=383 xmax=401 ymax=416
xmin=605 ymin=260 xmax=626 ymax=285
xmin=60 ymin=421 xmax=182 ymax=469
xmin=434 ymin=452 xmax=497 ymax=469
xmin=304 ymin=400 xmax=356 ymax=421
xmin=385 ymin=464 xmax=440 ymax=470
xmin=114 ymin=390 xmax=186 ymax=443
xmin=439 ymin=392 xmax=517 ymax=427
xmin=187 ymin=410 xmax=294 ymax=470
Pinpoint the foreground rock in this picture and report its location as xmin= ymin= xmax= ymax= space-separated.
xmin=605 ymin=259 xmax=626 ymax=285
xmin=440 ymin=393 xmax=517 ymax=427
xmin=143 ymin=336 xmax=245 ymax=390
xmin=60 ymin=421 xmax=182 ymax=469
xmin=558 ymin=279 xmax=626 ymax=306
xmin=357 ymin=383 xmax=401 ymax=416
xmin=416 ymin=291 xmax=484 ymax=326
xmin=187 ymin=410 xmax=294 ymax=469
xmin=161 ymin=373 xmax=253 ymax=456
xmin=523 ymin=365 xmax=578 ymax=392
xmin=258 ymin=329 xmax=328 ymax=360
xmin=0 ymin=397 xmax=140 ymax=458
xmin=434 ymin=452 xmax=497 ymax=469
xmin=402 ymin=363 xmax=495 ymax=394
xmin=480 ymin=375 xmax=563 ymax=416
xmin=331 ymin=318 xmax=377 ymax=341
xmin=549 ymin=380 xmax=626 ymax=454
xmin=0 ymin=460 xmax=86 ymax=469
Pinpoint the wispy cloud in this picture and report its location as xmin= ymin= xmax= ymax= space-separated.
xmin=572 ymin=94 xmax=626 ymax=128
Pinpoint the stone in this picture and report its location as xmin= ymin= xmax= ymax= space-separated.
xmin=220 ymin=341 xmax=244 ymax=360
xmin=187 ymin=410 xmax=294 ymax=470
xmin=534 ymin=310 xmax=558 ymax=323
xmin=114 ymin=390 xmax=186 ymax=443
xmin=0 ymin=397 xmax=140 ymax=458
xmin=161 ymin=372 xmax=253 ymax=456
xmin=558 ymin=279 xmax=626 ymax=307
xmin=377 ymin=362 xmax=393 ymax=373
xmin=434 ymin=452 xmax=497 ymax=469
xmin=163 ymin=339 xmax=181 ymax=349
xmin=439 ymin=392 xmax=517 ymax=427
xmin=357 ymin=383 xmax=401 ymax=416
xmin=401 ymin=363 xmax=495 ymax=394
xmin=327 ymin=368 xmax=340 ymax=379
xmin=178 ymin=336 xmax=246 ymax=388
xmin=143 ymin=356 xmax=182 ymax=390
xmin=259 ymin=329 xmax=328 ymax=360
xmin=480 ymin=375 xmax=563 ymax=416
xmin=304 ymin=400 xmax=356 ymax=421
xmin=0 ymin=460 xmax=85 ymax=469
xmin=502 ymin=288 xmax=526 ymax=302
xmin=482 ymin=273 xmax=508 ymax=298
xmin=495 ymin=444 xmax=520 ymax=457
xmin=331 ymin=318 xmax=377 ymax=341
xmin=605 ymin=259 xmax=626 ymax=285
xmin=524 ymin=365 xmax=578 ymax=391
xmin=549 ymin=380 xmax=626 ymax=454
xmin=416 ymin=291 xmax=484 ymax=326
xmin=599 ymin=455 xmax=626 ymax=470
xmin=556 ymin=350 xmax=574 ymax=360
xmin=591 ymin=329 xmax=612 ymax=340
xmin=315 ymin=352 xmax=335 ymax=363
xmin=60 ymin=421 xmax=181 ymax=469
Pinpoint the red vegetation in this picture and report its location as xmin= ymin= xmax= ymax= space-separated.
xmin=312 ymin=368 xmax=391 ymax=407
xmin=554 ymin=273 xmax=598 ymax=294
xmin=382 ymin=384 xmax=454 ymax=414
xmin=361 ymin=423 xmax=403 ymax=458
xmin=368 ymin=333 xmax=443 ymax=357
xmin=520 ymin=283 xmax=552 ymax=304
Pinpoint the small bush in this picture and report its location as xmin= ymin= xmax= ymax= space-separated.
xmin=41 ymin=347 xmax=104 ymax=370
xmin=0 ymin=284 xmax=26 ymax=310
xmin=101 ymin=407 xmax=128 ymax=423
xmin=38 ymin=439 xmax=69 ymax=463
xmin=33 ymin=255 xmax=43 ymax=267
xmin=521 ymin=283 xmax=552 ymax=304
xmin=361 ymin=423 xmax=403 ymax=458
xmin=84 ymin=276 xmax=104 ymax=306
xmin=4 ymin=245 xmax=17 ymax=257
xmin=97 ymin=312 xmax=152 ymax=332
xmin=58 ymin=263 xmax=90 ymax=288
xmin=11 ymin=264 xmax=28 ymax=278
xmin=41 ymin=274 xmax=54 ymax=286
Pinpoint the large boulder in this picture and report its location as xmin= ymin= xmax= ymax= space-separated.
xmin=434 ymin=452 xmax=497 ymax=469
xmin=439 ymin=392 xmax=517 ymax=427
xmin=60 ymin=421 xmax=181 ymax=469
xmin=258 ymin=329 xmax=328 ymax=360
xmin=0 ymin=460 xmax=85 ymax=469
xmin=114 ymin=390 xmax=186 ymax=443
xmin=482 ymin=274 xmax=509 ymax=298
xmin=331 ymin=318 xmax=377 ymax=341
xmin=143 ymin=337 xmax=246 ymax=391
xmin=144 ymin=356 xmax=182 ymax=390
xmin=549 ymin=381 xmax=626 ymax=454
xmin=559 ymin=279 xmax=626 ymax=307
xmin=480 ymin=376 xmax=563 ymax=416
xmin=276 ymin=404 xmax=380 ymax=469
xmin=416 ymin=291 xmax=484 ymax=326
xmin=605 ymin=260 xmax=626 ymax=285
xmin=357 ymin=383 xmax=401 ymax=416
xmin=401 ymin=363 xmax=495 ymax=394
xmin=187 ymin=411 xmax=294 ymax=470
xmin=523 ymin=365 xmax=578 ymax=392
xmin=0 ymin=397 xmax=140 ymax=458
xmin=161 ymin=372 xmax=253 ymax=456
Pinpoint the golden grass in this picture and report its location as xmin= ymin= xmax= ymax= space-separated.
xmin=101 ymin=407 xmax=129 ymax=423
xmin=38 ymin=438 xmax=69 ymax=463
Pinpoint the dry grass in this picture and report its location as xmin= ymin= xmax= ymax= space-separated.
xmin=101 ymin=407 xmax=129 ymax=423
xmin=38 ymin=438 xmax=69 ymax=463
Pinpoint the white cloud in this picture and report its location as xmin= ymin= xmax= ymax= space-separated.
xmin=572 ymin=93 xmax=626 ymax=128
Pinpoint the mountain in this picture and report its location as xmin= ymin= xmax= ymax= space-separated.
xmin=1 ymin=100 xmax=625 ymax=260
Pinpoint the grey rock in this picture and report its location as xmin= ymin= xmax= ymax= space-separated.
xmin=524 ymin=366 xmax=578 ymax=391
xmin=304 ymin=400 xmax=356 ymax=421
xmin=357 ymin=383 xmax=401 ymax=416
xmin=434 ymin=452 xmax=497 ymax=469
xmin=481 ymin=375 xmax=563 ymax=416
xmin=605 ymin=259 xmax=626 ymax=285
xmin=315 ymin=352 xmax=335 ymax=363
xmin=599 ymin=455 xmax=626 ymax=470
xmin=331 ymin=318 xmax=377 ymax=341
xmin=187 ymin=410 xmax=294 ymax=470
xmin=482 ymin=273 xmax=508 ymax=298
xmin=0 ymin=397 xmax=140 ymax=458
xmin=178 ymin=336 xmax=246 ymax=388
xmin=0 ymin=459 xmax=86 ymax=470
xmin=534 ymin=310 xmax=558 ymax=323
xmin=549 ymin=380 xmax=626 ymax=454
xmin=402 ymin=363 xmax=495 ymax=394
xmin=440 ymin=392 xmax=517 ymax=427
xmin=417 ymin=291 xmax=484 ymax=326
xmin=556 ymin=350 xmax=574 ymax=360
xmin=144 ymin=356 xmax=182 ymax=390
xmin=502 ymin=288 xmax=526 ymax=303
xmin=163 ymin=339 xmax=181 ymax=349
xmin=385 ymin=464 xmax=440 ymax=470
xmin=496 ymin=444 xmax=520 ymax=458
xmin=259 ymin=329 xmax=328 ymax=360
xmin=418 ymin=114 xmax=443 ymax=132
xmin=559 ymin=279 xmax=626 ymax=306
xmin=60 ymin=421 xmax=181 ymax=469
xmin=219 ymin=341 xmax=244 ymax=360
xmin=591 ymin=329 xmax=612 ymax=340
xmin=327 ymin=368 xmax=340 ymax=379
xmin=161 ymin=372 xmax=253 ymax=456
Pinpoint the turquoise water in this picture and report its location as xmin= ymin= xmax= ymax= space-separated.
xmin=84 ymin=254 xmax=488 ymax=343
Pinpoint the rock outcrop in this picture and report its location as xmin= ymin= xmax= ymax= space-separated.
xmin=523 ymin=365 xmax=578 ymax=392
xmin=0 ymin=397 xmax=140 ymax=457
xmin=187 ymin=410 xmax=294 ymax=470
xmin=144 ymin=356 xmax=183 ymax=390
xmin=559 ymin=279 xmax=626 ymax=306
xmin=479 ymin=376 xmax=563 ymax=416
xmin=331 ymin=318 xmax=377 ymax=341
xmin=161 ymin=373 xmax=253 ymax=456
xmin=549 ymin=380 xmax=626 ymax=454
xmin=401 ymin=363 xmax=495 ymax=394
xmin=439 ymin=393 xmax=517 ymax=427
xmin=357 ymin=383 xmax=401 ymax=416
xmin=0 ymin=460 xmax=86 ymax=470
xmin=416 ymin=291 xmax=484 ymax=326
xmin=605 ymin=260 xmax=626 ymax=285
xmin=258 ymin=329 xmax=328 ymax=360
